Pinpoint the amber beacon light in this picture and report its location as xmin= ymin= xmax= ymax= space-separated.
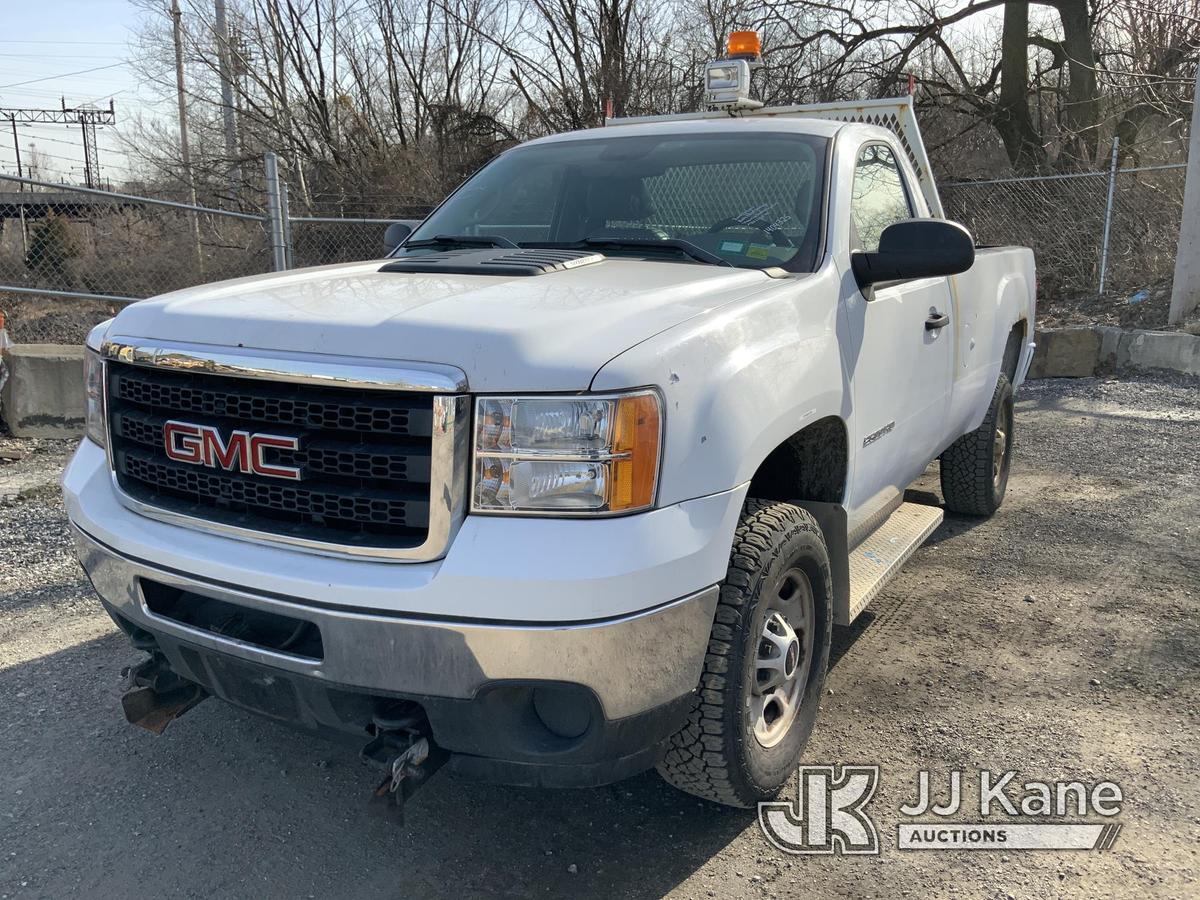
xmin=727 ymin=30 xmax=762 ymax=61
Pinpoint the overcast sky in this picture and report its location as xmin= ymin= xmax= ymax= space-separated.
xmin=0 ymin=0 xmax=156 ymax=185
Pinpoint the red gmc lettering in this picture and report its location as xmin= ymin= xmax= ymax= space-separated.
xmin=250 ymin=435 xmax=303 ymax=480
xmin=162 ymin=421 xmax=204 ymax=464
xmin=163 ymin=420 xmax=301 ymax=480
xmin=204 ymin=429 xmax=249 ymax=470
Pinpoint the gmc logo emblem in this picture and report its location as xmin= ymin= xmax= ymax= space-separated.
xmin=163 ymin=421 xmax=302 ymax=481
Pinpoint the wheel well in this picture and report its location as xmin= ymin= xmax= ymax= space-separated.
xmin=1003 ymin=320 xmax=1026 ymax=383
xmin=748 ymin=416 xmax=848 ymax=504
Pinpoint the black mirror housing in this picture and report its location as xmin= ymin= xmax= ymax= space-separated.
xmin=850 ymin=218 xmax=975 ymax=289
xmin=383 ymin=221 xmax=414 ymax=255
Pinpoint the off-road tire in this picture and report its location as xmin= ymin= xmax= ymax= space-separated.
xmin=940 ymin=374 xmax=1014 ymax=516
xmin=657 ymin=500 xmax=833 ymax=808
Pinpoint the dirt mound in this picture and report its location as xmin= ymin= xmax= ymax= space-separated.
xmin=0 ymin=292 xmax=120 ymax=345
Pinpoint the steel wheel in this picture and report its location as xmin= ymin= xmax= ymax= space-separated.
xmin=749 ymin=567 xmax=815 ymax=749
xmin=993 ymin=398 xmax=1012 ymax=490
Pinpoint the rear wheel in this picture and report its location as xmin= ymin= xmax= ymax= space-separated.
xmin=657 ymin=500 xmax=832 ymax=808
xmin=939 ymin=374 xmax=1014 ymax=516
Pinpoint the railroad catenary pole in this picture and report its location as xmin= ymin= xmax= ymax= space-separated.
xmin=9 ymin=116 xmax=28 ymax=257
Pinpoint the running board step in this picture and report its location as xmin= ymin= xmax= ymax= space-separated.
xmin=846 ymin=502 xmax=944 ymax=622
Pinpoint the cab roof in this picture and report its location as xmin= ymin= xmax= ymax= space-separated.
xmin=524 ymin=116 xmax=847 ymax=147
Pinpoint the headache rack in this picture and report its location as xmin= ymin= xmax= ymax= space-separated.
xmin=605 ymin=95 xmax=943 ymax=219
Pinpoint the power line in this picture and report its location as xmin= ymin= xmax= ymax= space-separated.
xmin=0 ymin=70 xmax=131 ymax=83
xmin=1 ymin=87 xmax=141 ymax=105
xmin=0 ymin=40 xmax=127 ymax=45
xmin=0 ymin=148 xmax=135 ymax=170
xmin=0 ymin=147 xmax=137 ymax=168
xmin=0 ymin=140 xmax=133 ymax=164
xmin=7 ymin=131 xmax=112 ymax=149
xmin=0 ymin=54 xmax=128 ymax=61
xmin=0 ymin=63 xmax=127 ymax=91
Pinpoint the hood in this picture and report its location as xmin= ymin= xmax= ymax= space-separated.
xmin=107 ymin=258 xmax=774 ymax=391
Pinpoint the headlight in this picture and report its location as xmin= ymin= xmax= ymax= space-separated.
xmin=705 ymin=63 xmax=741 ymax=91
xmin=473 ymin=391 xmax=662 ymax=515
xmin=84 ymin=347 xmax=106 ymax=447
xmin=84 ymin=321 xmax=110 ymax=448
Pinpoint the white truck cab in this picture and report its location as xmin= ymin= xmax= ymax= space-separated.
xmin=64 ymin=56 xmax=1034 ymax=810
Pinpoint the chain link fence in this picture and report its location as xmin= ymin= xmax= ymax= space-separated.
xmin=941 ymin=162 xmax=1186 ymax=301
xmin=0 ymin=172 xmax=275 ymax=343
xmin=0 ymin=151 xmax=1191 ymax=344
xmin=288 ymin=217 xmax=409 ymax=268
xmin=0 ymin=159 xmax=422 ymax=343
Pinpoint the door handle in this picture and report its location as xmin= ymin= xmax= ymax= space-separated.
xmin=925 ymin=311 xmax=950 ymax=331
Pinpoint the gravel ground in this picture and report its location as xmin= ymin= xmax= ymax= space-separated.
xmin=1 ymin=375 xmax=1198 ymax=899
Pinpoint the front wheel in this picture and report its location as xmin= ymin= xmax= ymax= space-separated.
xmin=657 ymin=500 xmax=833 ymax=808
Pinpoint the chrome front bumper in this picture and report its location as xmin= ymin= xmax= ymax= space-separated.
xmin=73 ymin=525 xmax=718 ymax=721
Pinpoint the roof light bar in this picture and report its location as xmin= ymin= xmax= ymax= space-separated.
xmin=703 ymin=31 xmax=763 ymax=111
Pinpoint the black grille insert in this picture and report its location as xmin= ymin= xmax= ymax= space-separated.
xmin=107 ymin=361 xmax=436 ymax=549
xmin=141 ymin=579 xmax=324 ymax=661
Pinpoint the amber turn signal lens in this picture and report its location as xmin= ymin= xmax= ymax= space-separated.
xmin=727 ymin=30 xmax=762 ymax=60
xmin=610 ymin=392 xmax=661 ymax=511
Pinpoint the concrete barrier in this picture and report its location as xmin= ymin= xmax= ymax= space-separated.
xmin=0 ymin=344 xmax=85 ymax=438
xmin=1027 ymin=327 xmax=1102 ymax=379
xmin=1030 ymin=326 xmax=1200 ymax=379
xmin=1102 ymin=327 xmax=1200 ymax=376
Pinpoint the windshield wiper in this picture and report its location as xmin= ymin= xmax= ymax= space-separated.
xmin=522 ymin=238 xmax=733 ymax=268
xmin=404 ymin=234 xmax=518 ymax=250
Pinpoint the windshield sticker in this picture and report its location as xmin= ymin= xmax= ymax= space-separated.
xmin=746 ymin=245 xmax=771 ymax=260
xmin=734 ymin=202 xmax=776 ymax=225
xmin=731 ymin=202 xmax=795 ymax=235
xmin=720 ymin=241 xmax=746 ymax=253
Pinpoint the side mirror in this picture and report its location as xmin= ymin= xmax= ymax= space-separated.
xmin=850 ymin=219 xmax=974 ymax=290
xmin=383 ymin=221 xmax=415 ymax=255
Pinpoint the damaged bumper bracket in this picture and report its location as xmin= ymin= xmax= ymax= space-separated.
xmin=120 ymin=654 xmax=208 ymax=734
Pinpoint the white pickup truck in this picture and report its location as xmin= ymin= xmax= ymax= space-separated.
xmin=64 ymin=93 xmax=1035 ymax=811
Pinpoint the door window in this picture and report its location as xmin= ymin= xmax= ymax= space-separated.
xmin=850 ymin=144 xmax=912 ymax=252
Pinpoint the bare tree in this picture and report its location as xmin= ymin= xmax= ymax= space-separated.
xmin=115 ymin=0 xmax=1200 ymax=205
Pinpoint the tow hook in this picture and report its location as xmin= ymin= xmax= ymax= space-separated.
xmin=360 ymin=708 xmax=446 ymax=823
xmin=120 ymin=654 xmax=208 ymax=734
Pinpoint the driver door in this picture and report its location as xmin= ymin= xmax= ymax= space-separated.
xmin=842 ymin=143 xmax=955 ymax=522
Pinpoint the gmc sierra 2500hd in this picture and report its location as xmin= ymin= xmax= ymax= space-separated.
xmin=64 ymin=52 xmax=1035 ymax=811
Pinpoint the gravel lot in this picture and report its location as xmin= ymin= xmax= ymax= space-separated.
xmin=1 ymin=375 xmax=1198 ymax=899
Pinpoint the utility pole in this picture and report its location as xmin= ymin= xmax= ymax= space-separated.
xmin=171 ymin=0 xmax=205 ymax=276
xmin=1169 ymin=66 xmax=1200 ymax=325
xmin=214 ymin=0 xmax=241 ymax=193
xmin=266 ymin=0 xmax=310 ymax=209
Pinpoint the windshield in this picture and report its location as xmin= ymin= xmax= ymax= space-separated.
xmin=401 ymin=131 xmax=828 ymax=271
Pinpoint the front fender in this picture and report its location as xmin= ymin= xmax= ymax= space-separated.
xmin=592 ymin=269 xmax=848 ymax=507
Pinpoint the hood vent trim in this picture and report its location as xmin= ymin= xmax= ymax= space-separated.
xmin=379 ymin=248 xmax=605 ymax=277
